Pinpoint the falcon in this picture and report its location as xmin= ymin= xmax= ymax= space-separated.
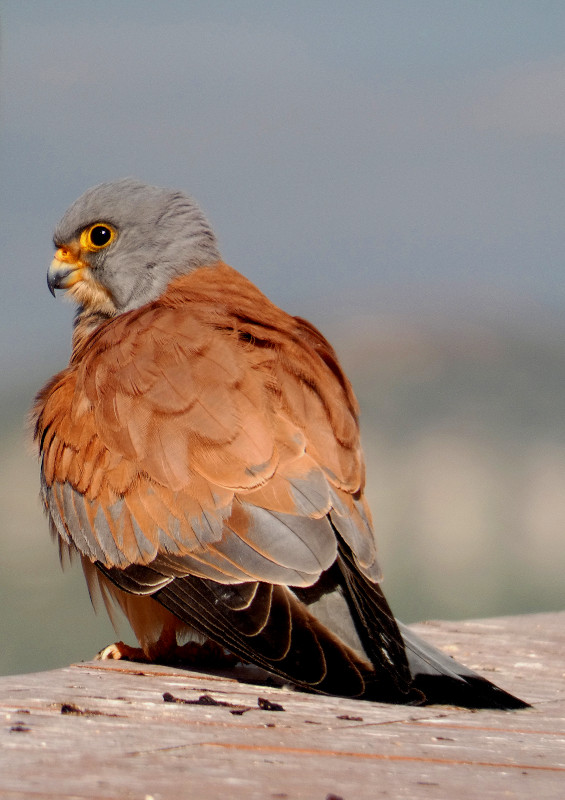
xmin=33 ymin=179 xmax=527 ymax=708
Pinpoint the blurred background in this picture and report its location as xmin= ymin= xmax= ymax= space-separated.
xmin=1 ymin=1 xmax=564 ymax=676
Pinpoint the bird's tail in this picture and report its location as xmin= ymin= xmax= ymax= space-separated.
xmin=398 ymin=622 xmax=529 ymax=709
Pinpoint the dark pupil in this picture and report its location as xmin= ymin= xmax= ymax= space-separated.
xmin=90 ymin=226 xmax=111 ymax=247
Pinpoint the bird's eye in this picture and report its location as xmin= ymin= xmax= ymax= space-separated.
xmin=81 ymin=223 xmax=116 ymax=251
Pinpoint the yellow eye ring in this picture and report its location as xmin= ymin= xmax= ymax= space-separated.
xmin=80 ymin=223 xmax=116 ymax=252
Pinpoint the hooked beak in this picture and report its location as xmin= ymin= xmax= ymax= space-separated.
xmin=47 ymin=246 xmax=88 ymax=297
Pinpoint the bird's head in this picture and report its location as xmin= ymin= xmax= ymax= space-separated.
xmin=47 ymin=179 xmax=221 ymax=315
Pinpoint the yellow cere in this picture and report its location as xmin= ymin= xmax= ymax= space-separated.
xmin=54 ymin=246 xmax=79 ymax=264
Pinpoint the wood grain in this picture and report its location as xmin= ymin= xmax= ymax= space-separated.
xmin=1 ymin=612 xmax=563 ymax=799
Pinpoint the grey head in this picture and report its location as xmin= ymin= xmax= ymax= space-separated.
xmin=50 ymin=178 xmax=221 ymax=314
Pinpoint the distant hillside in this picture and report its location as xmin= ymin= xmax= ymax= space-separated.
xmin=328 ymin=315 xmax=565 ymax=621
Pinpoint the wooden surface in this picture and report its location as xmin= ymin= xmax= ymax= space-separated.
xmin=1 ymin=611 xmax=563 ymax=799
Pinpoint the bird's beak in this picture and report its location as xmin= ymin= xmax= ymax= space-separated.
xmin=47 ymin=246 xmax=88 ymax=297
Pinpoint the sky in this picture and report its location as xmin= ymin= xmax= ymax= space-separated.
xmin=1 ymin=1 xmax=565 ymax=392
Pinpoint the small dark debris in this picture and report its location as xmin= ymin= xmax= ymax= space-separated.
xmin=10 ymin=724 xmax=31 ymax=733
xmin=337 ymin=714 xmax=363 ymax=721
xmin=304 ymin=720 xmax=322 ymax=724
xmin=257 ymin=697 xmax=285 ymax=711
xmin=15 ymin=709 xmax=30 ymax=714
xmin=58 ymin=702 xmax=120 ymax=718
xmin=60 ymin=703 xmax=83 ymax=715
xmin=164 ymin=691 xmax=225 ymax=707
xmin=326 ymin=794 xmax=345 ymax=800
xmin=163 ymin=692 xmax=251 ymax=714
xmin=190 ymin=694 xmax=222 ymax=707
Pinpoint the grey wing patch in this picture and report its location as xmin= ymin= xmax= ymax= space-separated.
xmin=50 ymin=482 xmax=108 ymax=563
xmin=329 ymin=489 xmax=382 ymax=581
xmin=235 ymin=501 xmax=337 ymax=574
xmin=133 ymin=505 xmax=336 ymax=588
xmin=40 ymin=471 xmax=71 ymax=545
xmin=287 ymin=471 xmax=331 ymax=517
xmin=45 ymin=481 xmax=159 ymax=567
xmin=106 ymin=497 xmax=159 ymax=562
xmin=206 ymin=523 xmax=326 ymax=586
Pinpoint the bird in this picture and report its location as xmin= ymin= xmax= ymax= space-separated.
xmin=33 ymin=179 xmax=527 ymax=709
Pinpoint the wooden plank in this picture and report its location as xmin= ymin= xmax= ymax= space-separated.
xmin=1 ymin=612 xmax=563 ymax=799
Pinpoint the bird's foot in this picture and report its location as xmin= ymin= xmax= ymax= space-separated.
xmin=95 ymin=641 xmax=149 ymax=662
xmin=94 ymin=638 xmax=239 ymax=669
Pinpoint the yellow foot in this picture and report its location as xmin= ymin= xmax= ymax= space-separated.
xmin=95 ymin=641 xmax=149 ymax=662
